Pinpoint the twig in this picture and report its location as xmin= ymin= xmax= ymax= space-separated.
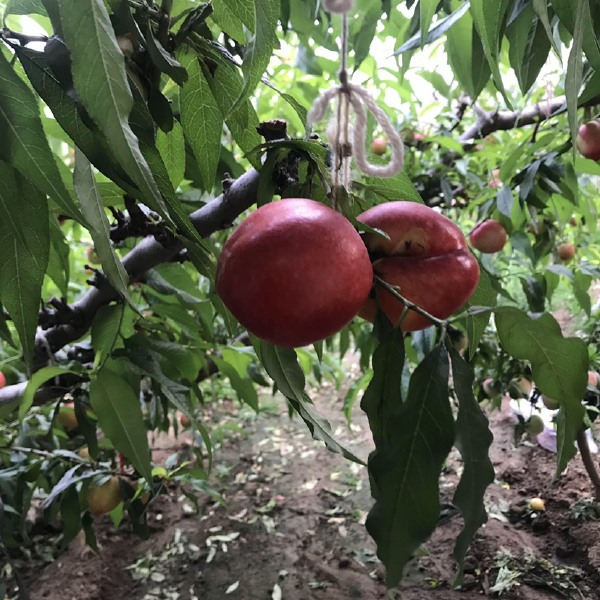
xmin=373 ymin=275 xmax=446 ymax=331
xmin=576 ymin=428 xmax=600 ymax=500
xmin=0 ymin=27 xmax=47 ymax=45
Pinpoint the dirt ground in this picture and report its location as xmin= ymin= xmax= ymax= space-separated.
xmin=12 ymin=377 xmax=600 ymax=600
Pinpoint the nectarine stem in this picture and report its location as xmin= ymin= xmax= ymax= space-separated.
xmin=374 ymin=275 xmax=446 ymax=331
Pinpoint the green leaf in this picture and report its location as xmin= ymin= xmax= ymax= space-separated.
xmin=365 ymin=345 xmax=454 ymax=588
xmin=449 ymin=347 xmax=494 ymax=586
xmin=179 ymin=51 xmax=223 ymax=190
xmin=0 ymin=162 xmax=49 ymax=370
xmin=565 ymin=0 xmax=585 ymax=149
xmin=56 ymin=0 xmax=172 ymax=223
xmin=145 ymin=24 xmax=188 ymax=85
xmin=46 ymin=217 xmax=70 ymax=298
xmin=14 ymin=46 xmax=137 ymax=196
xmin=0 ymin=50 xmax=84 ymax=223
xmin=19 ymin=365 xmax=77 ymax=419
xmin=506 ymin=4 xmax=551 ymax=95
xmin=445 ymin=4 xmax=491 ymax=100
xmin=217 ymin=0 xmax=256 ymax=32
xmin=573 ymin=272 xmax=592 ymax=316
xmin=466 ymin=268 xmax=496 ymax=359
xmin=532 ymin=0 xmax=561 ymax=57
xmin=156 ymin=121 xmax=186 ymax=190
xmin=256 ymin=340 xmax=365 ymax=465
xmin=394 ymin=2 xmax=470 ymax=54
xmin=89 ymin=366 xmax=153 ymax=485
xmin=495 ymin=308 xmax=587 ymax=474
xmin=360 ymin=328 xmax=405 ymax=449
xmin=4 ymin=0 xmax=46 ymax=16
xmin=73 ymin=150 xmax=132 ymax=305
xmin=419 ymin=0 xmax=439 ymax=47
xmin=212 ymin=356 xmax=258 ymax=410
xmin=229 ymin=0 xmax=279 ymax=115
xmin=469 ymin=0 xmax=512 ymax=106
xmin=91 ymin=304 xmax=125 ymax=365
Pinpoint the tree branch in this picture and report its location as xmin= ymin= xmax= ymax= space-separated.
xmin=459 ymin=94 xmax=600 ymax=141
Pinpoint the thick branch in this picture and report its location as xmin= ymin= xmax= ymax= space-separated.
xmin=459 ymin=94 xmax=600 ymax=141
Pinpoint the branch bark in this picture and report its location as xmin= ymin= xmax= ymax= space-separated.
xmin=459 ymin=94 xmax=600 ymax=141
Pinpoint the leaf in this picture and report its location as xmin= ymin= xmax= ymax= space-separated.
xmin=89 ymin=366 xmax=153 ymax=485
xmin=495 ymin=308 xmax=587 ymax=474
xmin=179 ymin=51 xmax=223 ymax=190
xmin=41 ymin=466 xmax=98 ymax=509
xmin=47 ymin=217 xmax=70 ymax=297
xmin=466 ymin=268 xmax=496 ymax=359
xmin=565 ymin=0 xmax=585 ymax=149
xmin=449 ymin=347 xmax=494 ymax=586
xmin=394 ymin=1 xmax=470 ymax=54
xmin=212 ymin=356 xmax=259 ymax=410
xmin=73 ymin=150 xmax=132 ymax=305
xmin=419 ymin=0 xmax=440 ymax=48
xmin=217 ymin=0 xmax=256 ymax=32
xmin=0 ymin=50 xmax=84 ymax=223
xmin=532 ymin=0 xmax=561 ymax=57
xmin=4 ymin=0 xmax=46 ymax=16
xmin=156 ymin=121 xmax=186 ymax=190
xmin=365 ymin=345 xmax=454 ymax=588
xmin=445 ymin=4 xmax=491 ymax=100
xmin=360 ymin=328 xmax=405 ymax=449
xmin=229 ymin=0 xmax=279 ymax=115
xmin=0 ymin=163 xmax=49 ymax=370
xmin=469 ymin=0 xmax=512 ymax=106
xmin=145 ymin=24 xmax=188 ymax=85
xmin=91 ymin=304 xmax=125 ymax=365
xmin=14 ymin=46 xmax=137 ymax=196
xmin=256 ymin=340 xmax=365 ymax=465
xmin=506 ymin=5 xmax=551 ymax=95
xmin=573 ymin=272 xmax=592 ymax=316
xmin=56 ymin=0 xmax=172 ymax=223
xmin=19 ymin=365 xmax=77 ymax=419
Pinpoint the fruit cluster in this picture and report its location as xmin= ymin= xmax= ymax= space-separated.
xmin=216 ymin=199 xmax=480 ymax=347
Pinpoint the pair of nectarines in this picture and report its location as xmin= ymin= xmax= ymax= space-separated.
xmin=216 ymin=198 xmax=480 ymax=347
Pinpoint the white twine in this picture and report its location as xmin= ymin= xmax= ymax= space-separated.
xmin=307 ymin=82 xmax=405 ymax=179
xmin=323 ymin=0 xmax=355 ymax=14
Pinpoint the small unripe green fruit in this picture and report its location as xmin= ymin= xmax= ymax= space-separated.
xmin=525 ymin=414 xmax=545 ymax=436
xmin=541 ymin=395 xmax=560 ymax=410
xmin=85 ymin=245 xmax=101 ymax=265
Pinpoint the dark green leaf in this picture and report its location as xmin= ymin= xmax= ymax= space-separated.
xmin=360 ymin=328 xmax=405 ymax=448
xmin=91 ymin=304 xmax=125 ymax=365
xmin=156 ymin=121 xmax=186 ymax=190
xmin=366 ymin=345 xmax=454 ymax=588
xmin=4 ymin=0 xmax=47 ymax=16
xmin=47 ymin=217 xmax=70 ymax=297
xmin=20 ymin=365 xmax=77 ymax=419
xmin=495 ymin=308 xmax=587 ymax=474
xmin=466 ymin=268 xmax=496 ymax=359
xmin=0 ymin=50 xmax=84 ymax=223
xmin=90 ymin=366 xmax=153 ymax=485
xmin=56 ymin=0 xmax=173 ymax=223
xmin=449 ymin=347 xmax=494 ymax=585
xmin=565 ymin=0 xmax=585 ymax=149
xmin=0 ymin=163 xmax=49 ymax=370
xmin=145 ymin=24 xmax=188 ymax=85
xmin=179 ymin=51 xmax=223 ymax=190
xmin=73 ymin=150 xmax=132 ymax=305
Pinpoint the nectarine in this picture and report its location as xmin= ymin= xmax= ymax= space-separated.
xmin=216 ymin=198 xmax=373 ymax=347
xmin=576 ymin=121 xmax=600 ymax=161
xmin=371 ymin=137 xmax=387 ymax=156
xmin=87 ymin=476 xmax=121 ymax=516
xmin=85 ymin=245 xmax=101 ymax=265
xmin=470 ymin=219 xmax=507 ymax=253
xmin=357 ymin=202 xmax=479 ymax=331
xmin=557 ymin=243 xmax=575 ymax=262
xmin=0 ymin=371 xmax=5 ymax=389
xmin=57 ymin=401 xmax=79 ymax=431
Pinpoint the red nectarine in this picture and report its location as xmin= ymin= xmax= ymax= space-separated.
xmin=216 ymin=198 xmax=373 ymax=347
xmin=576 ymin=121 xmax=600 ymax=161
xmin=470 ymin=219 xmax=507 ymax=253
xmin=371 ymin=137 xmax=387 ymax=156
xmin=0 ymin=371 xmax=5 ymax=389
xmin=357 ymin=202 xmax=480 ymax=331
xmin=557 ymin=243 xmax=575 ymax=262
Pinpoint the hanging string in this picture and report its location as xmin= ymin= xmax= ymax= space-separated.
xmin=307 ymin=0 xmax=404 ymax=202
